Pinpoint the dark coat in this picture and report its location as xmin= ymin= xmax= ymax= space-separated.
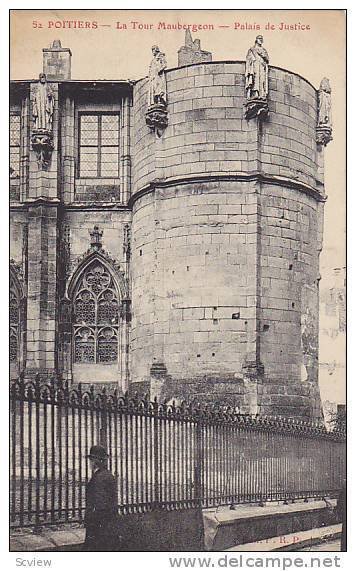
xmin=83 ymin=467 xmax=119 ymax=551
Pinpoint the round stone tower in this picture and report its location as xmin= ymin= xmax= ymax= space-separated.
xmin=130 ymin=59 xmax=327 ymax=419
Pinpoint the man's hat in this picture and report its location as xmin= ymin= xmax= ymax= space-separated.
xmin=86 ymin=445 xmax=109 ymax=461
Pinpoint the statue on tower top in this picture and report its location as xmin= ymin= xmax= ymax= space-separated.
xmin=245 ymin=35 xmax=269 ymax=100
xmin=146 ymin=45 xmax=169 ymax=136
xmin=148 ymin=45 xmax=167 ymax=107
xmin=316 ymin=77 xmax=333 ymax=146
xmin=244 ymin=36 xmax=269 ymax=120
xmin=318 ymin=78 xmax=332 ymax=128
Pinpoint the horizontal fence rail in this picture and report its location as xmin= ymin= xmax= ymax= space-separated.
xmin=10 ymin=375 xmax=346 ymax=528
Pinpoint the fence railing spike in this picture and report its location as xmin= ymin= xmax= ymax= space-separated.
xmin=9 ymin=376 xmax=346 ymax=527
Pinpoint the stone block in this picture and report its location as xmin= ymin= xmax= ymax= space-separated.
xmin=213 ymin=73 xmax=236 ymax=85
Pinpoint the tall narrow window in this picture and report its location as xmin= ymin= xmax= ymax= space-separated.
xmin=78 ymin=113 xmax=120 ymax=178
xmin=10 ymin=274 xmax=20 ymax=363
xmin=73 ymin=261 xmax=120 ymax=364
xmin=10 ymin=114 xmax=21 ymax=199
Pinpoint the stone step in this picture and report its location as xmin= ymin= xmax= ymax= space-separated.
xmin=204 ymin=499 xmax=339 ymax=551
xmin=226 ymin=524 xmax=341 ymax=551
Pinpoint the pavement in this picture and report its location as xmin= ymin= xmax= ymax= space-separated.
xmin=299 ymin=539 xmax=341 ymax=551
xmin=10 ymin=500 xmax=339 ymax=552
xmin=10 ymin=523 xmax=85 ymax=552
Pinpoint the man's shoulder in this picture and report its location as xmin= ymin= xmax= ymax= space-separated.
xmin=95 ymin=468 xmax=116 ymax=483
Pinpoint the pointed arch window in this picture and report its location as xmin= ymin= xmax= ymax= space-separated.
xmin=73 ymin=261 xmax=120 ymax=364
xmin=10 ymin=273 xmax=21 ymax=363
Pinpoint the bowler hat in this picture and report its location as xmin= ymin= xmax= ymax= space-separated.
xmin=86 ymin=445 xmax=109 ymax=461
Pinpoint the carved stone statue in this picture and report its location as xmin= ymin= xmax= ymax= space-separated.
xmin=316 ymin=78 xmax=333 ymax=146
xmin=32 ymin=73 xmax=55 ymax=132
xmin=318 ymin=78 xmax=332 ymax=128
xmin=146 ymin=45 xmax=169 ymax=136
xmin=148 ymin=45 xmax=167 ymax=107
xmin=245 ymin=35 xmax=269 ymax=100
xmin=31 ymin=73 xmax=55 ymax=169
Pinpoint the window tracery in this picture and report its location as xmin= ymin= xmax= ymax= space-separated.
xmin=73 ymin=261 xmax=120 ymax=364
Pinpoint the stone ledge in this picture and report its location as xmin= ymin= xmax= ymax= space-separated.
xmin=226 ymin=523 xmax=341 ymax=551
xmin=131 ymin=172 xmax=326 ymax=209
xmin=204 ymin=499 xmax=338 ymax=551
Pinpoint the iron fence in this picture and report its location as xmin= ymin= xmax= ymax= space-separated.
xmin=10 ymin=375 xmax=346 ymax=528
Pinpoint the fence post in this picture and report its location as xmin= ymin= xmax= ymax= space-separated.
xmin=34 ymin=374 xmax=41 ymax=530
xmin=194 ymin=405 xmax=203 ymax=508
xmin=10 ymin=378 xmax=17 ymax=524
xmin=100 ymin=387 xmax=108 ymax=450
xmin=153 ymin=396 xmax=160 ymax=507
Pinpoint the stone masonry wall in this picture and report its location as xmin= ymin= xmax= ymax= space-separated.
xmin=131 ymin=179 xmax=260 ymax=406
xmin=10 ymin=211 xmax=27 ymax=265
xmin=259 ymin=185 xmax=323 ymax=417
xmin=131 ymin=61 xmax=325 ymax=418
xmin=10 ymin=60 xmax=326 ymax=419
xmin=60 ymin=209 xmax=131 ymax=390
xmin=262 ymin=68 xmax=320 ymax=189
xmin=63 ymin=210 xmax=131 ymax=274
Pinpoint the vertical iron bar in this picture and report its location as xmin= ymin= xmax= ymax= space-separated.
xmin=50 ymin=379 xmax=55 ymax=523
xmin=71 ymin=394 xmax=76 ymax=519
xmin=129 ymin=409 xmax=134 ymax=507
xmin=43 ymin=388 xmax=48 ymax=522
xmin=10 ymin=384 xmax=17 ymax=524
xmin=27 ymin=385 xmax=32 ymax=524
xmin=57 ymin=386 xmax=63 ymax=521
xmin=114 ymin=403 xmax=118 ymax=499
xmin=124 ymin=403 xmax=129 ymax=506
xmin=78 ymin=384 xmax=83 ymax=521
xmin=139 ymin=409 xmax=144 ymax=508
xmin=19 ymin=378 xmax=25 ymax=526
xmin=144 ymin=409 xmax=148 ymax=507
xmin=65 ymin=383 xmax=69 ymax=522
xmin=177 ymin=417 xmax=181 ymax=505
xmin=153 ymin=399 xmax=159 ymax=506
xmin=135 ymin=409 xmax=139 ymax=508
xmin=35 ymin=375 xmax=41 ymax=528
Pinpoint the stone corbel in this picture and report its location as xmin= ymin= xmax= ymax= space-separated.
xmin=316 ymin=126 xmax=333 ymax=147
xmin=145 ymin=103 xmax=168 ymax=137
xmin=244 ymin=98 xmax=269 ymax=121
xmin=31 ymin=129 xmax=54 ymax=170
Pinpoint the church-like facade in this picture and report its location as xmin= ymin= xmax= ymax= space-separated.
xmin=10 ymin=36 xmax=332 ymax=419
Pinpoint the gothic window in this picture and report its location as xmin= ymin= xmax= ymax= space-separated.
xmin=73 ymin=261 xmax=120 ymax=364
xmin=10 ymin=114 xmax=21 ymax=200
xmin=10 ymin=114 xmax=21 ymax=179
xmin=10 ymin=274 xmax=20 ymax=363
xmin=78 ymin=113 xmax=120 ymax=178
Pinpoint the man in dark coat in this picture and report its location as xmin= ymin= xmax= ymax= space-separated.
xmin=83 ymin=445 xmax=119 ymax=551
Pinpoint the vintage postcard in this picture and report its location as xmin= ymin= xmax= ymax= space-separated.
xmin=8 ymin=8 xmax=346 ymax=556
